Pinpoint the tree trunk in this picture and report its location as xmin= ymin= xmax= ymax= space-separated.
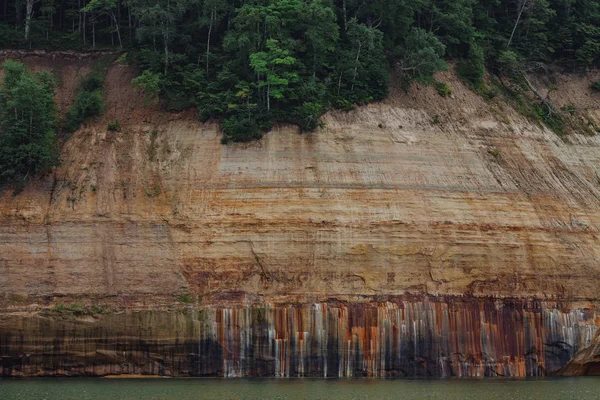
xmin=115 ymin=17 xmax=122 ymax=48
xmin=206 ymin=6 xmax=215 ymax=74
xmin=164 ymin=41 xmax=168 ymax=75
xmin=15 ymin=0 xmax=22 ymax=31
xmin=152 ymin=20 xmax=156 ymax=50
xmin=163 ymin=23 xmax=169 ymax=75
xmin=108 ymin=11 xmax=122 ymax=48
xmin=24 ymin=0 xmax=37 ymax=40
xmin=351 ymin=41 xmax=362 ymax=92
xmin=508 ymin=0 xmax=530 ymax=48
xmin=522 ymin=73 xmax=558 ymax=115
xmin=83 ymin=10 xmax=86 ymax=44
xmin=128 ymin=7 xmax=132 ymax=43
xmin=266 ymin=84 xmax=270 ymax=111
xmin=24 ymin=13 xmax=30 ymax=40
xmin=342 ymin=0 xmax=347 ymax=31
xmin=313 ymin=50 xmax=316 ymax=79
xmin=164 ymin=0 xmax=170 ymax=75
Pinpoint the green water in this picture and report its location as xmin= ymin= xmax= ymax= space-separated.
xmin=1 ymin=378 xmax=599 ymax=400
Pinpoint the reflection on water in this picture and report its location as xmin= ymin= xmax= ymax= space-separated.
xmin=1 ymin=378 xmax=600 ymax=400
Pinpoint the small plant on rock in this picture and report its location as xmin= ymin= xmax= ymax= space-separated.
xmin=434 ymin=81 xmax=452 ymax=97
xmin=561 ymin=104 xmax=576 ymax=115
xmin=107 ymin=119 xmax=121 ymax=132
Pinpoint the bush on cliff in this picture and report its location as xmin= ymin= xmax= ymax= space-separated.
xmin=0 ymin=60 xmax=58 ymax=186
xmin=63 ymin=70 xmax=105 ymax=133
xmin=457 ymin=42 xmax=486 ymax=91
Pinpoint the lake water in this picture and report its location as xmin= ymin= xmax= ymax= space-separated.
xmin=1 ymin=377 xmax=600 ymax=400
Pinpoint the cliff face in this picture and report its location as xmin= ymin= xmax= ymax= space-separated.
xmin=1 ymin=299 xmax=596 ymax=377
xmin=1 ymin=53 xmax=600 ymax=377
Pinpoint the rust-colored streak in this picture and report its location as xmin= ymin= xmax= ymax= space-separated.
xmin=0 ymin=298 xmax=597 ymax=377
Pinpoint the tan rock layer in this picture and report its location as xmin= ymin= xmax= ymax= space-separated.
xmin=2 ymin=110 xmax=600 ymax=303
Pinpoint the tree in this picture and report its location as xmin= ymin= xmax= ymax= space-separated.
xmin=0 ymin=60 xmax=58 ymax=184
xmin=336 ymin=18 xmax=388 ymax=101
xmin=132 ymin=0 xmax=188 ymax=75
xmin=507 ymin=0 xmax=532 ymax=48
xmin=24 ymin=0 xmax=40 ymax=40
xmin=40 ymin=0 xmax=56 ymax=40
xmin=81 ymin=0 xmax=122 ymax=48
xmin=396 ymin=27 xmax=448 ymax=84
xmin=200 ymin=0 xmax=228 ymax=75
xmin=304 ymin=0 xmax=339 ymax=79
xmin=250 ymin=39 xmax=298 ymax=111
xmin=415 ymin=0 xmax=476 ymax=57
xmin=513 ymin=0 xmax=555 ymax=61
xmin=457 ymin=41 xmax=485 ymax=89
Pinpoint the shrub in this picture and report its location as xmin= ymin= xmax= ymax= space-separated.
xmin=296 ymin=101 xmax=324 ymax=131
xmin=588 ymin=119 xmax=600 ymax=133
xmin=221 ymin=115 xmax=262 ymax=143
xmin=63 ymin=90 xmax=104 ymax=132
xmin=144 ymin=184 xmax=161 ymax=197
xmin=592 ymin=81 xmax=600 ymax=92
xmin=107 ymin=119 xmax=121 ymax=132
xmin=495 ymin=50 xmax=522 ymax=76
xmin=488 ymin=148 xmax=500 ymax=158
xmin=177 ymin=292 xmax=193 ymax=304
xmin=535 ymin=101 xmax=564 ymax=135
xmin=115 ymin=53 xmax=128 ymax=65
xmin=457 ymin=42 xmax=485 ymax=91
xmin=80 ymin=70 xmax=104 ymax=92
xmin=49 ymin=302 xmax=105 ymax=318
xmin=63 ymin=71 xmax=104 ymax=133
xmin=132 ymin=69 xmax=161 ymax=105
xmin=480 ymin=84 xmax=500 ymax=100
xmin=434 ymin=81 xmax=452 ymax=97
xmin=561 ymin=104 xmax=576 ymax=115
xmin=397 ymin=27 xmax=448 ymax=85
xmin=335 ymin=98 xmax=355 ymax=112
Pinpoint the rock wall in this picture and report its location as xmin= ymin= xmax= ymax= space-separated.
xmin=557 ymin=329 xmax=600 ymax=376
xmin=1 ymin=299 xmax=597 ymax=377
xmin=1 ymin=54 xmax=600 ymax=376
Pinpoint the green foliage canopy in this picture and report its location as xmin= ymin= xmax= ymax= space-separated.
xmin=0 ymin=60 xmax=58 ymax=184
xmin=1 ymin=0 xmax=599 ymax=142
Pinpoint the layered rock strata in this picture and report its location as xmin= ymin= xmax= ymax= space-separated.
xmin=1 ymin=57 xmax=600 ymax=376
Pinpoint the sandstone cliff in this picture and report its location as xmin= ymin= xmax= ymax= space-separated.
xmin=1 ymin=53 xmax=600 ymax=377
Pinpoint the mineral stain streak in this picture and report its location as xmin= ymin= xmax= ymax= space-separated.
xmin=1 ymin=298 xmax=596 ymax=377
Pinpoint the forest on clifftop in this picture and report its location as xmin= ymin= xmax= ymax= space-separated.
xmin=0 ymin=0 xmax=599 ymax=185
